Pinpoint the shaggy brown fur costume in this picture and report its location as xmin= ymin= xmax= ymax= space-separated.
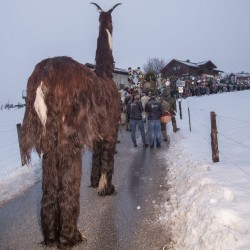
xmin=20 ymin=3 xmax=121 ymax=249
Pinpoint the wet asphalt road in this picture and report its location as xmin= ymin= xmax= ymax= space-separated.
xmin=0 ymin=125 xmax=171 ymax=250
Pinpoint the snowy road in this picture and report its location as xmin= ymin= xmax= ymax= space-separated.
xmin=0 ymin=125 xmax=171 ymax=250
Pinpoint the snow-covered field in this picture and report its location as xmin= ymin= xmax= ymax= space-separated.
xmin=0 ymin=108 xmax=41 ymax=206
xmin=160 ymin=90 xmax=250 ymax=249
xmin=0 ymin=90 xmax=250 ymax=249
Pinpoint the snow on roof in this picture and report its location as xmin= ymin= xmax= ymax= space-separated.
xmin=114 ymin=67 xmax=129 ymax=75
xmin=231 ymin=72 xmax=250 ymax=77
xmin=85 ymin=63 xmax=128 ymax=75
xmin=175 ymin=59 xmax=199 ymax=68
xmin=175 ymin=59 xmax=213 ymax=68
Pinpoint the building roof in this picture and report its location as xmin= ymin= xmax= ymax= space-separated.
xmin=172 ymin=59 xmax=217 ymax=69
xmin=174 ymin=59 xmax=199 ymax=68
xmin=162 ymin=59 xmax=223 ymax=73
xmin=85 ymin=63 xmax=129 ymax=76
xmin=230 ymin=72 xmax=250 ymax=78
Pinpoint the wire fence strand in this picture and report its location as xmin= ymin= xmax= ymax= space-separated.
xmin=218 ymin=131 xmax=250 ymax=150
xmin=185 ymin=103 xmax=250 ymax=179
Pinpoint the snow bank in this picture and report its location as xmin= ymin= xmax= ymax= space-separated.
xmin=160 ymin=91 xmax=250 ymax=249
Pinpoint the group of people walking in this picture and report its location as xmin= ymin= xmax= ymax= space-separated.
xmin=120 ymin=88 xmax=179 ymax=148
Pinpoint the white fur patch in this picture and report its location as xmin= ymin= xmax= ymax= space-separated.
xmin=98 ymin=173 xmax=107 ymax=192
xmin=34 ymin=81 xmax=47 ymax=127
xmin=106 ymin=29 xmax=112 ymax=50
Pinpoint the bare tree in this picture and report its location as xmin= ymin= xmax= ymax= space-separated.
xmin=143 ymin=57 xmax=166 ymax=75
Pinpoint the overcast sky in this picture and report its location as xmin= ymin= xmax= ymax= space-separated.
xmin=0 ymin=0 xmax=250 ymax=102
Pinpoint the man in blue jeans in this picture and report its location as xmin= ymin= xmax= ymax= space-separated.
xmin=128 ymin=95 xmax=149 ymax=148
xmin=145 ymin=95 xmax=163 ymax=148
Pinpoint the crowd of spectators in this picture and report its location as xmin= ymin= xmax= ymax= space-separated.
xmin=180 ymin=83 xmax=250 ymax=98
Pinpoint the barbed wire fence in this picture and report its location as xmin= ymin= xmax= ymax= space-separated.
xmin=178 ymin=100 xmax=250 ymax=179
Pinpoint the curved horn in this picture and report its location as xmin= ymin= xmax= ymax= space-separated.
xmin=90 ymin=2 xmax=103 ymax=12
xmin=108 ymin=3 xmax=122 ymax=13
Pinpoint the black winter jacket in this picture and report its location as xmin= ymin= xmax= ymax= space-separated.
xmin=129 ymin=100 xmax=143 ymax=120
xmin=145 ymin=98 xmax=163 ymax=120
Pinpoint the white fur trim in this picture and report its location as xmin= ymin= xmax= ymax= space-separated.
xmin=106 ymin=29 xmax=112 ymax=50
xmin=34 ymin=81 xmax=47 ymax=127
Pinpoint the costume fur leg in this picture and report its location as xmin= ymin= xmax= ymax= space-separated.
xmin=41 ymin=151 xmax=59 ymax=246
xmin=41 ymin=145 xmax=85 ymax=249
xmin=91 ymin=135 xmax=117 ymax=196
xmin=91 ymin=140 xmax=103 ymax=188
xmin=97 ymin=140 xmax=116 ymax=196
xmin=57 ymin=147 xmax=84 ymax=248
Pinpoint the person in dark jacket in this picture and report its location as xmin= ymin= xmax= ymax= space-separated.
xmin=129 ymin=95 xmax=149 ymax=148
xmin=145 ymin=95 xmax=163 ymax=148
xmin=124 ymin=94 xmax=132 ymax=131
xmin=166 ymin=91 xmax=179 ymax=132
xmin=160 ymin=96 xmax=171 ymax=142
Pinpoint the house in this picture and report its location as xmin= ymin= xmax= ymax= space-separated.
xmin=85 ymin=63 xmax=130 ymax=89
xmin=228 ymin=72 xmax=250 ymax=85
xmin=161 ymin=59 xmax=223 ymax=84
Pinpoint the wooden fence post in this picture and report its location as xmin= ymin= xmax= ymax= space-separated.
xmin=188 ymin=106 xmax=191 ymax=131
xmin=210 ymin=112 xmax=219 ymax=163
xmin=178 ymin=101 xmax=182 ymax=119
xmin=16 ymin=123 xmax=26 ymax=166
